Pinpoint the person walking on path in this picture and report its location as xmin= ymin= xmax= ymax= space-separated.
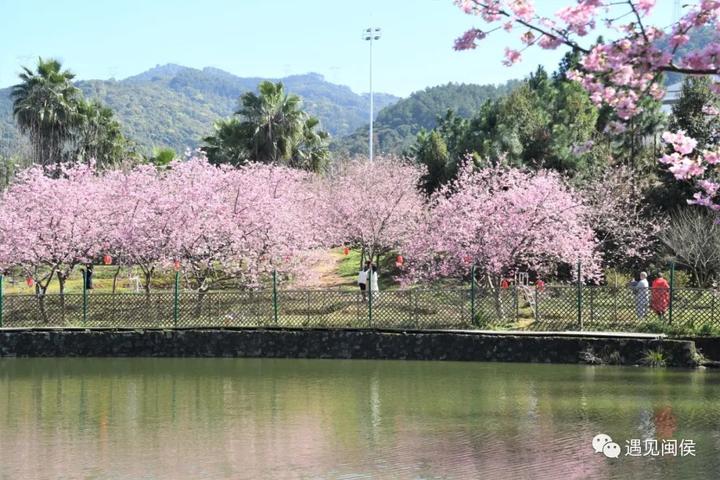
xmin=630 ymin=272 xmax=650 ymax=319
xmin=651 ymin=272 xmax=670 ymax=319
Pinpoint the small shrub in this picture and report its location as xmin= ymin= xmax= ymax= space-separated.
xmin=603 ymin=268 xmax=633 ymax=287
xmin=641 ymin=349 xmax=667 ymax=367
xmin=696 ymin=323 xmax=717 ymax=336
xmin=662 ymin=269 xmax=692 ymax=288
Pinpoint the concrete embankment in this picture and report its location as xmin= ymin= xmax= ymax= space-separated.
xmin=0 ymin=328 xmax=701 ymax=368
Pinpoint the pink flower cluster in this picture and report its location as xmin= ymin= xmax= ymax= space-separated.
xmin=661 ymin=130 xmax=720 ymax=209
xmin=0 ymin=157 xmax=325 ymax=291
xmin=0 ymin=155 xmax=428 ymax=291
xmin=452 ymin=0 xmax=720 ymax=120
xmin=321 ymin=156 xmax=427 ymax=262
xmin=401 ymin=162 xmax=601 ymax=285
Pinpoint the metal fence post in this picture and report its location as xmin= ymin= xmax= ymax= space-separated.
xmin=470 ymin=265 xmax=476 ymax=326
xmin=514 ymin=284 xmax=519 ymax=323
xmin=0 ymin=274 xmax=3 ymax=328
xmin=82 ymin=268 xmax=88 ymax=326
xmin=669 ymin=262 xmax=675 ymax=324
xmin=272 ymin=269 xmax=279 ymax=325
xmin=174 ymin=270 xmax=179 ymax=328
xmin=407 ymin=290 xmax=414 ymax=327
xmin=368 ymin=287 xmax=373 ymax=328
xmin=613 ymin=277 xmax=618 ymax=323
xmin=306 ymin=291 xmax=311 ymax=325
xmin=577 ymin=261 xmax=583 ymax=330
xmin=712 ymin=290 xmax=716 ymax=327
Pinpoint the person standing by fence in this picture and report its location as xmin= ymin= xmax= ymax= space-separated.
xmin=369 ymin=263 xmax=379 ymax=298
xmin=630 ymin=272 xmax=650 ymax=319
xmin=357 ymin=261 xmax=370 ymax=301
xmin=651 ymin=272 xmax=670 ymax=319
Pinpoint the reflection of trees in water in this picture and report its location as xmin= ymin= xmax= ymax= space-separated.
xmin=0 ymin=359 xmax=717 ymax=479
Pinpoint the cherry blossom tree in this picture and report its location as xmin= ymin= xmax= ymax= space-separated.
xmin=452 ymin=1 xmax=720 ymax=210
xmin=100 ymin=165 xmax=173 ymax=293
xmin=0 ymin=163 xmax=107 ymax=321
xmin=163 ymin=158 xmax=323 ymax=293
xmin=323 ymin=156 xmax=427 ymax=269
xmin=578 ymin=165 xmax=665 ymax=269
xmin=402 ymin=163 xmax=600 ymax=316
xmin=0 ymin=156 xmax=324 ymax=311
xmin=454 ymin=1 xmax=719 ymax=113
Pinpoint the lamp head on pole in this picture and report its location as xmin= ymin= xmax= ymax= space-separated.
xmin=362 ymin=27 xmax=381 ymax=41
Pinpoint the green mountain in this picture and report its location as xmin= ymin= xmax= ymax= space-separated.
xmin=336 ymin=80 xmax=522 ymax=154
xmin=0 ymin=64 xmax=399 ymax=155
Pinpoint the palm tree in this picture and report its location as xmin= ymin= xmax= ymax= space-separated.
xmin=202 ymin=118 xmax=251 ymax=166
xmin=70 ymin=99 xmax=129 ymax=167
xmin=292 ymin=116 xmax=330 ymax=172
xmin=200 ymin=81 xmax=330 ymax=172
xmin=11 ymin=58 xmax=81 ymax=166
xmin=237 ymin=81 xmax=306 ymax=165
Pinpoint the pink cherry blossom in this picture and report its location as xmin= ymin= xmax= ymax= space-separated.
xmin=452 ymin=0 xmax=720 ymax=121
xmin=668 ymin=158 xmax=706 ymax=180
xmin=321 ymin=156 xmax=427 ymax=264
xmin=0 ymin=156 xmax=325 ymax=293
xmin=502 ymin=48 xmax=522 ymax=66
xmin=453 ymin=28 xmax=486 ymax=50
xmin=662 ymin=130 xmax=698 ymax=155
xmin=402 ymin=162 xmax=601 ymax=287
xmin=704 ymin=150 xmax=720 ymax=164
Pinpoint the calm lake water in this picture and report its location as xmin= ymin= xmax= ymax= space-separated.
xmin=0 ymin=358 xmax=719 ymax=480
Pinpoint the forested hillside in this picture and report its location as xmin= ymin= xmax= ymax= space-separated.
xmin=0 ymin=64 xmax=398 ymax=155
xmin=336 ymin=80 xmax=521 ymax=154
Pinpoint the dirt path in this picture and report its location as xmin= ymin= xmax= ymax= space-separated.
xmin=294 ymin=250 xmax=353 ymax=289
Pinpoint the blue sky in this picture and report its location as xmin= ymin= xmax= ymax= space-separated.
xmin=0 ymin=0 xmax=675 ymax=97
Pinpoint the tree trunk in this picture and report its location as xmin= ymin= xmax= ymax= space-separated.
xmin=195 ymin=284 xmax=209 ymax=318
xmin=111 ymin=266 xmax=122 ymax=294
xmin=57 ymin=271 xmax=67 ymax=324
xmin=142 ymin=268 xmax=153 ymax=294
xmin=488 ymin=276 xmax=505 ymax=322
xmin=35 ymin=283 xmax=49 ymax=325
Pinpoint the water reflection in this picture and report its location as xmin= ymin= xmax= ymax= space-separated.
xmin=0 ymin=358 xmax=718 ymax=479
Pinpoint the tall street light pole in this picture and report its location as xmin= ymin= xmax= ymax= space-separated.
xmin=363 ymin=27 xmax=381 ymax=162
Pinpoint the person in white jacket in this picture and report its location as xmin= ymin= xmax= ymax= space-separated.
xmin=369 ymin=263 xmax=379 ymax=298
xmin=357 ymin=261 xmax=369 ymax=300
xmin=629 ymin=271 xmax=649 ymax=319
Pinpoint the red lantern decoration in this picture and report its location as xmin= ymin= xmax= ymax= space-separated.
xmin=26 ymin=277 xmax=34 ymax=287
xmin=395 ymin=255 xmax=404 ymax=267
xmin=343 ymin=247 xmax=350 ymax=256
xmin=103 ymin=254 xmax=112 ymax=265
xmin=463 ymin=255 xmax=473 ymax=265
xmin=173 ymin=260 xmax=181 ymax=272
xmin=500 ymin=279 xmax=509 ymax=289
xmin=536 ymin=279 xmax=546 ymax=292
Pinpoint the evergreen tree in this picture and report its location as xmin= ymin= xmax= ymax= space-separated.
xmin=201 ymin=81 xmax=329 ymax=172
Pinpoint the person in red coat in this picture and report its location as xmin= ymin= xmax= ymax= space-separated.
xmin=651 ymin=272 xmax=670 ymax=318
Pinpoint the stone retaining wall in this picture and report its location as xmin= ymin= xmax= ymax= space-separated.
xmin=679 ymin=336 xmax=720 ymax=362
xmin=0 ymin=328 xmax=700 ymax=367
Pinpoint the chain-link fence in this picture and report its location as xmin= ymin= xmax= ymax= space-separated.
xmin=1 ymin=283 xmax=720 ymax=334
xmin=0 ymin=288 xmax=472 ymax=330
